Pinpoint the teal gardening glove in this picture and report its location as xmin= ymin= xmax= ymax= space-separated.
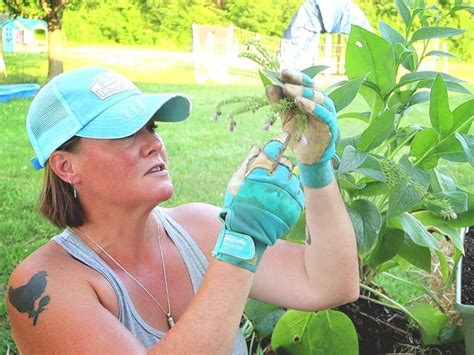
xmin=266 ymin=69 xmax=339 ymax=189
xmin=212 ymin=133 xmax=305 ymax=272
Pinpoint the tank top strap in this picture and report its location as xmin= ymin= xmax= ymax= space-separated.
xmin=52 ymin=229 xmax=165 ymax=345
xmin=152 ymin=207 xmax=209 ymax=292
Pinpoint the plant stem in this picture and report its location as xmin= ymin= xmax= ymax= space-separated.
xmin=381 ymin=272 xmax=446 ymax=312
xmin=359 ymin=283 xmax=429 ymax=332
xmin=413 ymin=116 xmax=474 ymax=167
xmin=387 ymin=129 xmax=418 ymax=160
xmin=358 ymin=294 xmax=402 ymax=311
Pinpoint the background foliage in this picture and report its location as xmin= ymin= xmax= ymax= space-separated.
xmin=2 ymin=1 xmax=470 ymax=59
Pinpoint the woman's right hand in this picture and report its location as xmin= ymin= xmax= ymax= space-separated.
xmin=212 ymin=133 xmax=305 ymax=272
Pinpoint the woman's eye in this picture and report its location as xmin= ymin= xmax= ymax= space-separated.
xmin=147 ymin=122 xmax=158 ymax=133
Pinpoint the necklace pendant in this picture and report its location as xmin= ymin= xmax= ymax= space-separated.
xmin=167 ymin=316 xmax=175 ymax=328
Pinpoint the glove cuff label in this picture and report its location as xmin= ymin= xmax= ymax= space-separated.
xmin=213 ymin=230 xmax=256 ymax=261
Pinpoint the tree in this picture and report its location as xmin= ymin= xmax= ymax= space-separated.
xmin=3 ymin=0 xmax=70 ymax=78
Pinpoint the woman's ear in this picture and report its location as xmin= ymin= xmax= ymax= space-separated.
xmin=48 ymin=151 xmax=79 ymax=184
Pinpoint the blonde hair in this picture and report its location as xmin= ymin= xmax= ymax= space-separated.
xmin=38 ymin=137 xmax=84 ymax=228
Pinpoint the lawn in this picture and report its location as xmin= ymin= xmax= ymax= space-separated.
xmin=1 ymin=51 xmax=473 ymax=353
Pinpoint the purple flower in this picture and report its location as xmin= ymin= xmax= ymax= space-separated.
xmin=263 ymin=121 xmax=270 ymax=131
xmin=211 ymin=111 xmax=221 ymax=121
xmin=299 ymin=134 xmax=308 ymax=145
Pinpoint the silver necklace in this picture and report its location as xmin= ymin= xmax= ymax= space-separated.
xmin=76 ymin=224 xmax=175 ymax=329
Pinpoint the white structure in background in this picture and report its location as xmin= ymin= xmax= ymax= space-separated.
xmin=192 ymin=24 xmax=238 ymax=84
xmin=0 ymin=16 xmax=47 ymax=53
xmin=0 ymin=53 xmax=5 ymax=77
xmin=279 ymin=0 xmax=372 ymax=75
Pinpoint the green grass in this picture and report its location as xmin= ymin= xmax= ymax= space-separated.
xmin=1 ymin=51 xmax=473 ymax=353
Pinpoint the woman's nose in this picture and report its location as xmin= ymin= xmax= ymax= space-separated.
xmin=140 ymin=129 xmax=163 ymax=157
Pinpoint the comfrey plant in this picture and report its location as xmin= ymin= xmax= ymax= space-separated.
xmin=213 ymin=38 xmax=325 ymax=144
xmin=217 ymin=1 xmax=474 ymax=353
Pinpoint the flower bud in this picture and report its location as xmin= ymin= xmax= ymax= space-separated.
xmin=299 ymin=134 xmax=308 ymax=145
xmin=211 ymin=111 xmax=221 ymax=121
xmin=263 ymin=121 xmax=270 ymax=131
xmin=229 ymin=120 xmax=236 ymax=132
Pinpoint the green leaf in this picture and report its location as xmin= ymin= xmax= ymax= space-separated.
xmin=413 ymin=211 xmax=464 ymax=253
xmin=397 ymin=237 xmax=432 ymax=271
xmin=410 ymin=27 xmax=464 ymax=43
xmin=347 ymin=199 xmax=382 ymax=255
xmin=359 ymin=85 xmax=385 ymax=118
xmin=455 ymin=211 xmax=474 ymax=228
xmin=393 ymin=213 xmax=440 ymax=250
xmin=400 ymin=155 xmax=431 ymax=187
xmin=284 ymin=211 xmax=306 ymax=244
xmin=355 ymin=155 xmax=386 ymax=182
xmin=425 ymin=50 xmax=461 ymax=61
xmin=439 ymin=324 xmax=464 ymax=343
xmin=388 ymin=89 xmax=414 ymax=108
xmin=307 ymin=311 xmax=358 ymax=355
xmin=338 ymin=112 xmax=369 ymax=123
xmin=430 ymin=191 xmax=469 ymax=213
xmin=431 ymin=168 xmax=457 ymax=193
xmin=301 ymin=65 xmax=330 ymax=78
xmin=386 ymin=156 xmax=431 ymax=217
xmin=415 ymin=80 xmax=472 ymax=95
xmin=337 ymin=135 xmax=360 ymax=156
xmin=399 ymin=71 xmax=465 ymax=87
xmin=271 ymin=310 xmax=358 ymax=355
xmin=338 ymin=173 xmax=367 ymax=193
xmin=358 ymin=106 xmax=397 ymax=152
xmin=452 ymin=99 xmax=474 ymax=133
xmin=410 ymin=128 xmax=438 ymax=160
xmin=346 ymin=25 xmax=396 ymax=97
xmin=329 ymin=75 xmax=366 ymax=112
xmin=271 ymin=310 xmax=313 ymax=354
xmin=395 ymin=0 xmax=412 ymax=33
xmin=430 ymin=75 xmax=453 ymax=135
xmin=408 ymin=91 xmax=430 ymax=107
xmin=378 ymin=21 xmax=405 ymax=47
xmin=455 ymin=132 xmax=474 ymax=166
xmin=436 ymin=135 xmax=474 ymax=163
xmin=450 ymin=4 xmax=474 ymax=15
xmin=258 ymin=69 xmax=273 ymax=87
xmin=405 ymin=303 xmax=448 ymax=345
xmin=262 ymin=69 xmax=282 ymax=86
xmin=355 ymin=180 xmax=390 ymax=197
xmin=395 ymin=43 xmax=418 ymax=72
xmin=442 ymin=82 xmax=471 ymax=95
xmin=367 ymin=228 xmax=404 ymax=268
xmin=387 ymin=181 xmax=425 ymax=219
xmin=435 ymin=249 xmax=450 ymax=285
xmin=245 ymin=299 xmax=285 ymax=341
xmin=338 ymin=145 xmax=368 ymax=174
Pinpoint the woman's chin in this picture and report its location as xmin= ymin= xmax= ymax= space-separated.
xmin=155 ymin=184 xmax=174 ymax=202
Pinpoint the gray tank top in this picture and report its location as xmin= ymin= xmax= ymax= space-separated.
xmin=52 ymin=207 xmax=248 ymax=354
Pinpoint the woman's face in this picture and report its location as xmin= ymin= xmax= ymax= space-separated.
xmin=74 ymin=120 xmax=173 ymax=208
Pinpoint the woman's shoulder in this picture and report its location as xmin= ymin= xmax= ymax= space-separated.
xmin=7 ymin=240 xmax=88 ymax=292
xmin=162 ymin=203 xmax=222 ymax=257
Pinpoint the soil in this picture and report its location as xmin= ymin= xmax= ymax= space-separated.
xmin=338 ymin=289 xmax=465 ymax=355
xmin=461 ymin=226 xmax=474 ymax=305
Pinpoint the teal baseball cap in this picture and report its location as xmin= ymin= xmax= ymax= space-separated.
xmin=26 ymin=66 xmax=192 ymax=170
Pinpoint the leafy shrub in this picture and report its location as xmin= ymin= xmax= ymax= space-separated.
xmin=217 ymin=0 xmax=474 ymax=352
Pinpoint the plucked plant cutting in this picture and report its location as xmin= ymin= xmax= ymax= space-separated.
xmin=214 ymin=0 xmax=474 ymax=354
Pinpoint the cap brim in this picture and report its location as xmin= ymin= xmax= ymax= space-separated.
xmin=76 ymin=93 xmax=191 ymax=139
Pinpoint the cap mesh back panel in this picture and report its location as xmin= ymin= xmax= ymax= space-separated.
xmin=30 ymin=89 xmax=69 ymax=140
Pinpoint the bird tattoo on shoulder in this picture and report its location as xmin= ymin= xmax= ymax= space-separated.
xmin=8 ymin=271 xmax=50 ymax=326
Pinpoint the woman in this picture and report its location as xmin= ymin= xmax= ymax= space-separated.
xmin=6 ymin=66 xmax=358 ymax=354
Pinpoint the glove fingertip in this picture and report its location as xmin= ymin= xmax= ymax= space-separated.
xmin=263 ymin=140 xmax=284 ymax=161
